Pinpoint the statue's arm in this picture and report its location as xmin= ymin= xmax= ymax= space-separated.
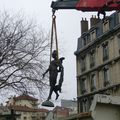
xmin=43 ymin=68 xmax=49 ymax=78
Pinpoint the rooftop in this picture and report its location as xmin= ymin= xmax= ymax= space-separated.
xmin=75 ymin=11 xmax=120 ymax=55
xmin=8 ymin=105 xmax=49 ymax=113
xmin=13 ymin=94 xmax=38 ymax=101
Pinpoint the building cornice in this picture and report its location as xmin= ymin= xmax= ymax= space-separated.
xmin=77 ymin=83 xmax=120 ymax=100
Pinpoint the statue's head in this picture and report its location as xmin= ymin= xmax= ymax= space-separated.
xmin=52 ymin=50 xmax=57 ymax=59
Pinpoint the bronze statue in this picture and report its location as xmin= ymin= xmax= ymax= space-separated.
xmin=43 ymin=50 xmax=65 ymax=101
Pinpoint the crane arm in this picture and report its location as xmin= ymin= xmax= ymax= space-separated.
xmin=51 ymin=0 xmax=120 ymax=12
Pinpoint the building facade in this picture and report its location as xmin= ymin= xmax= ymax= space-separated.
xmin=61 ymin=99 xmax=77 ymax=115
xmin=75 ymin=11 xmax=120 ymax=115
xmin=46 ymin=106 xmax=71 ymax=120
xmin=5 ymin=94 xmax=49 ymax=120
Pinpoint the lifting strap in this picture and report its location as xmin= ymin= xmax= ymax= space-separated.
xmin=50 ymin=14 xmax=59 ymax=62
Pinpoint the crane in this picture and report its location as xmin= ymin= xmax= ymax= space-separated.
xmin=51 ymin=0 xmax=120 ymax=18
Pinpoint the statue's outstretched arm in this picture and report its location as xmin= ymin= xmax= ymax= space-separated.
xmin=43 ymin=68 xmax=49 ymax=78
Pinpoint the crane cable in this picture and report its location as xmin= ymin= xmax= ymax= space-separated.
xmin=50 ymin=12 xmax=59 ymax=62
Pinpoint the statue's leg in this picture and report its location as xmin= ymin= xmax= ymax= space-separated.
xmin=47 ymin=76 xmax=57 ymax=101
xmin=54 ymin=85 xmax=59 ymax=100
xmin=47 ymin=86 xmax=54 ymax=101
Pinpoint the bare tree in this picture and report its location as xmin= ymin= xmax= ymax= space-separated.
xmin=0 ymin=12 xmax=49 ymax=97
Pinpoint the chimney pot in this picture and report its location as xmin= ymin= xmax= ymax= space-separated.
xmin=90 ymin=16 xmax=100 ymax=28
xmin=81 ymin=18 xmax=88 ymax=34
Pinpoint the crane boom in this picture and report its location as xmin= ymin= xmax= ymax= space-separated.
xmin=51 ymin=0 xmax=120 ymax=11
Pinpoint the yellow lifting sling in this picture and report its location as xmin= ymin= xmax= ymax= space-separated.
xmin=50 ymin=13 xmax=59 ymax=62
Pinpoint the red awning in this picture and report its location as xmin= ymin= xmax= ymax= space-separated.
xmin=76 ymin=0 xmax=120 ymax=11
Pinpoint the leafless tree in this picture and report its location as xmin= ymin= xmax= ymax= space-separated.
xmin=0 ymin=12 xmax=50 ymax=97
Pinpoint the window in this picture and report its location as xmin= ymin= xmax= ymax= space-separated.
xmin=103 ymin=67 xmax=110 ymax=87
xmin=82 ymin=35 xmax=90 ymax=46
xmin=82 ymin=37 xmax=87 ymax=46
xmin=103 ymin=20 xmax=109 ymax=32
xmin=81 ymin=56 xmax=86 ymax=72
xmin=103 ymin=43 xmax=109 ymax=61
xmin=82 ymin=99 xmax=88 ymax=112
xmin=81 ymin=78 xmax=87 ymax=94
xmin=90 ymin=30 xmax=96 ymax=41
xmin=86 ymin=34 xmax=90 ymax=43
xmin=24 ymin=116 xmax=27 ymax=120
xmin=90 ymin=50 xmax=95 ymax=68
xmin=90 ymin=74 xmax=96 ymax=91
xmin=117 ymin=34 xmax=120 ymax=54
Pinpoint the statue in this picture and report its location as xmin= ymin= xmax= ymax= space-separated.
xmin=43 ymin=50 xmax=65 ymax=101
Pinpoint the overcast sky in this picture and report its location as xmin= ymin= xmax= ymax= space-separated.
xmin=0 ymin=0 xmax=113 ymax=106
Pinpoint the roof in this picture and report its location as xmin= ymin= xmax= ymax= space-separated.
xmin=53 ymin=106 xmax=72 ymax=112
xmin=35 ymin=108 xmax=49 ymax=113
xmin=8 ymin=105 xmax=49 ymax=113
xmin=75 ymin=11 xmax=120 ymax=55
xmin=14 ymin=94 xmax=38 ymax=101
xmin=0 ymin=106 xmax=10 ymax=113
xmin=63 ymin=112 xmax=91 ymax=120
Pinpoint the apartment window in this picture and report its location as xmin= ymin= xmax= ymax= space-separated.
xmin=103 ymin=67 xmax=110 ymax=87
xmin=103 ymin=43 xmax=109 ymax=61
xmin=117 ymin=34 xmax=120 ymax=54
xmin=81 ymin=78 xmax=87 ymax=94
xmin=90 ymin=74 xmax=96 ymax=91
xmin=90 ymin=50 xmax=95 ymax=68
xmin=81 ymin=56 xmax=86 ymax=72
xmin=103 ymin=20 xmax=109 ymax=32
xmin=24 ymin=116 xmax=27 ymax=120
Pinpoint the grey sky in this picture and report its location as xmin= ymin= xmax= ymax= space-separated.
xmin=0 ymin=0 xmax=113 ymax=106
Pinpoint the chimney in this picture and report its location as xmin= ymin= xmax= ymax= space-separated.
xmin=81 ymin=18 xmax=88 ymax=34
xmin=90 ymin=15 xmax=100 ymax=28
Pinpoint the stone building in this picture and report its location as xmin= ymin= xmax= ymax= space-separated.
xmin=61 ymin=99 xmax=77 ymax=115
xmin=73 ymin=11 xmax=120 ymax=120
xmin=5 ymin=94 xmax=49 ymax=120
xmin=46 ymin=106 xmax=71 ymax=120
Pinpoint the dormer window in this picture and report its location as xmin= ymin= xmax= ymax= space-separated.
xmin=103 ymin=19 xmax=109 ymax=32
xmin=82 ymin=34 xmax=90 ymax=46
xmin=90 ymin=30 xmax=96 ymax=41
xmin=82 ymin=37 xmax=87 ymax=46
